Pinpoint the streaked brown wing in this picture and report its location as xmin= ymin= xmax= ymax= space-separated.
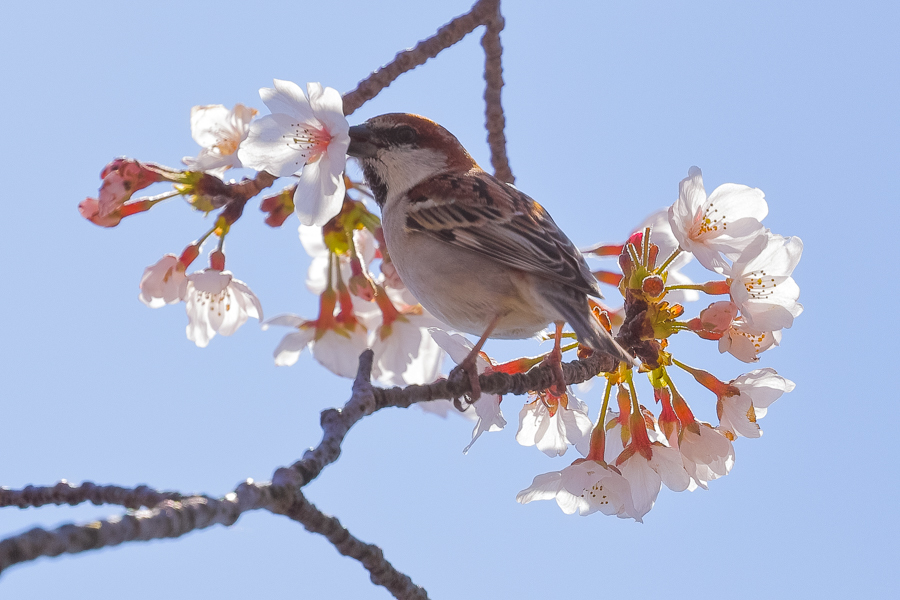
xmin=404 ymin=171 xmax=601 ymax=297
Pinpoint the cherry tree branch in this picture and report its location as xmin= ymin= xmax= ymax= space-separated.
xmin=0 ymin=347 xmax=618 ymax=592
xmin=0 ymin=482 xmax=185 ymax=510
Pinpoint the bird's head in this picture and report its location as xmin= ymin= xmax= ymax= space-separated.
xmin=347 ymin=113 xmax=479 ymax=208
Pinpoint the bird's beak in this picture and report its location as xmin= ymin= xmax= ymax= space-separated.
xmin=347 ymin=124 xmax=378 ymax=159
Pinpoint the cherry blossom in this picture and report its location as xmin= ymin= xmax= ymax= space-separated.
xmin=515 ymin=389 xmax=592 ymax=457
xmin=516 ymin=460 xmax=638 ymax=520
xmin=371 ymin=303 xmax=445 ymax=387
xmin=182 ymin=103 xmax=257 ymax=175
xmin=718 ymin=368 xmax=795 ymax=438
xmin=718 ymin=317 xmax=781 ymax=362
xmin=728 ymin=232 xmax=803 ymax=331
xmin=430 ymin=329 xmax=506 ymax=453
xmin=603 ymin=411 xmax=691 ymax=519
xmin=184 ymin=269 xmax=262 ymax=348
xmin=668 ymin=166 xmax=768 ymax=273
xmin=238 ymin=80 xmax=350 ymax=226
xmin=139 ymin=255 xmax=188 ymax=307
xmin=678 ymin=422 xmax=735 ymax=490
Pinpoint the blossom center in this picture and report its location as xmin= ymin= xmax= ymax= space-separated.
xmin=286 ymin=122 xmax=332 ymax=160
xmin=742 ymin=269 xmax=778 ymax=299
xmin=691 ymin=201 xmax=728 ymax=239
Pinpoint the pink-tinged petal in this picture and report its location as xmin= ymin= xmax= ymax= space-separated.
xmin=649 ymin=445 xmax=691 ymax=492
xmin=464 ymin=394 xmax=506 ymax=454
xmin=229 ymin=278 xmax=263 ymax=321
xmin=263 ymin=314 xmax=307 ymax=329
xmin=308 ymin=84 xmax=348 ymax=135
xmin=372 ymin=318 xmax=445 ymax=386
xmin=238 ymin=114 xmax=309 ymax=177
xmin=731 ymin=368 xmax=794 ymax=419
xmin=516 ymin=472 xmax=565 ymax=505
xmin=679 ymin=423 xmax=735 ymax=489
xmin=139 ymin=255 xmax=187 ymax=308
xmin=718 ymin=391 xmax=761 ymax=438
xmin=293 ymin=158 xmax=346 ymax=226
xmin=311 ymin=328 xmax=369 ymax=378
xmin=273 ymin=328 xmax=316 ymax=366
xmin=618 ymin=455 xmax=662 ymax=520
xmin=260 ymin=79 xmax=314 ymax=121
xmin=190 ymin=105 xmax=233 ymax=148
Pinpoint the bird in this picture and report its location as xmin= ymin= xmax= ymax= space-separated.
xmin=346 ymin=113 xmax=632 ymax=398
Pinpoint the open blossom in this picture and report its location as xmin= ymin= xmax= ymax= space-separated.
xmin=183 ymin=103 xmax=257 ymax=175
xmin=266 ymin=314 xmax=368 ymax=377
xmin=515 ymin=389 xmax=592 ymax=457
xmin=728 ymin=232 xmax=803 ymax=331
xmin=430 ymin=329 xmax=506 ymax=453
xmin=718 ymin=368 xmax=795 ymax=438
xmin=238 ymin=80 xmax=350 ymax=226
xmin=516 ymin=460 xmax=638 ymax=520
xmin=139 ymin=255 xmax=188 ymax=307
xmin=678 ymin=422 xmax=735 ymax=490
xmin=719 ymin=317 xmax=781 ymax=362
xmin=603 ymin=410 xmax=691 ymax=519
xmin=371 ymin=302 xmax=445 ymax=387
xmin=668 ymin=166 xmax=768 ymax=273
xmin=184 ymin=270 xmax=263 ymax=348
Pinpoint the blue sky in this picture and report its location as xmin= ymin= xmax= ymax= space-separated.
xmin=1 ymin=0 xmax=897 ymax=597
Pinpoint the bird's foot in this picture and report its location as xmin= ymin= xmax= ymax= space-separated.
xmin=541 ymin=345 xmax=567 ymax=397
xmin=449 ymin=353 xmax=483 ymax=404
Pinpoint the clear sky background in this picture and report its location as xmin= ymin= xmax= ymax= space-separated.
xmin=1 ymin=0 xmax=897 ymax=597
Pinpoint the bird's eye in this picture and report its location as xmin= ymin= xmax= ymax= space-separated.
xmin=393 ymin=126 xmax=417 ymax=145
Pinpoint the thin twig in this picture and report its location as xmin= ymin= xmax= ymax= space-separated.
xmin=277 ymin=490 xmax=430 ymax=600
xmin=480 ymin=0 xmax=515 ymax=184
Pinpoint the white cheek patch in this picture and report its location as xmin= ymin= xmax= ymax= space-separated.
xmin=373 ymin=148 xmax=448 ymax=206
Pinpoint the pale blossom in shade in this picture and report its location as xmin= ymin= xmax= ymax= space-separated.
xmin=719 ymin=317 xmax=781 ymax=363
xmin=184 ymin=270 xmax=262 ymax=348
xmin=310 ymin=328 xmax=369 ymax=378
xmin=139 ymin=254 xmax=188 ymax=308
xmin=182 ymin=103 xmax=257 ymax=175
xmin=516 ymin=460 xmax=638 ymax=520
xmin=728 ymin=232 xmax=804 ymax=331
xmin=603 ymin=411 xmax=691 ymax=518
xmin=238 ymin=80 xmax=350 ymax=226
xmin=678 ymin=422 xmax=735 ymax=490
xmin=718 ymin=368 xmax=795 ymax=437
xmin=668 ymin=167 xmax=768 ymax=273
xmin=635 ymin=208 xmax=699 ymax=303
xmin=264 ymin=315 xmax=316 ymax=367
xmin=264 ymin=314 xmax=368 ymax=377
xmin=515 ymin=390 xmax=592 ymax=457
xmin=429 ymin=329 xmax=506 ymax=453
xmin=371 ymin=307 xmax=445 ymax=386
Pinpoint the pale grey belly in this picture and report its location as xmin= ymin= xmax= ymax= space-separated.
xmin=383 ymin=216 xmax=562 ymax=338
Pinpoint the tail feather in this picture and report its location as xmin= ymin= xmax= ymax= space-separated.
xmin=541 ymin=286 xmax=634 ymax=365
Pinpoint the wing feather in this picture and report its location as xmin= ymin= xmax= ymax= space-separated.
xmin=404 ymin=171 xmax=601 ymax=297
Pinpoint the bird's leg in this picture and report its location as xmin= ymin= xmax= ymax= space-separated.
xmin=450 ymin=313 xmax=503 ymax=403
xmin=541 ymin=322 xmax=568 ymax=397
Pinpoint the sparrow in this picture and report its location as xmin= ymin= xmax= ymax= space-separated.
xmin=346 ymin=113 xmax=632 ymax=398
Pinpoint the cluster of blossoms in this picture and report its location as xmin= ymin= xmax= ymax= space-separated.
xmin=80 ymin=78 xmax=802 ymax=522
